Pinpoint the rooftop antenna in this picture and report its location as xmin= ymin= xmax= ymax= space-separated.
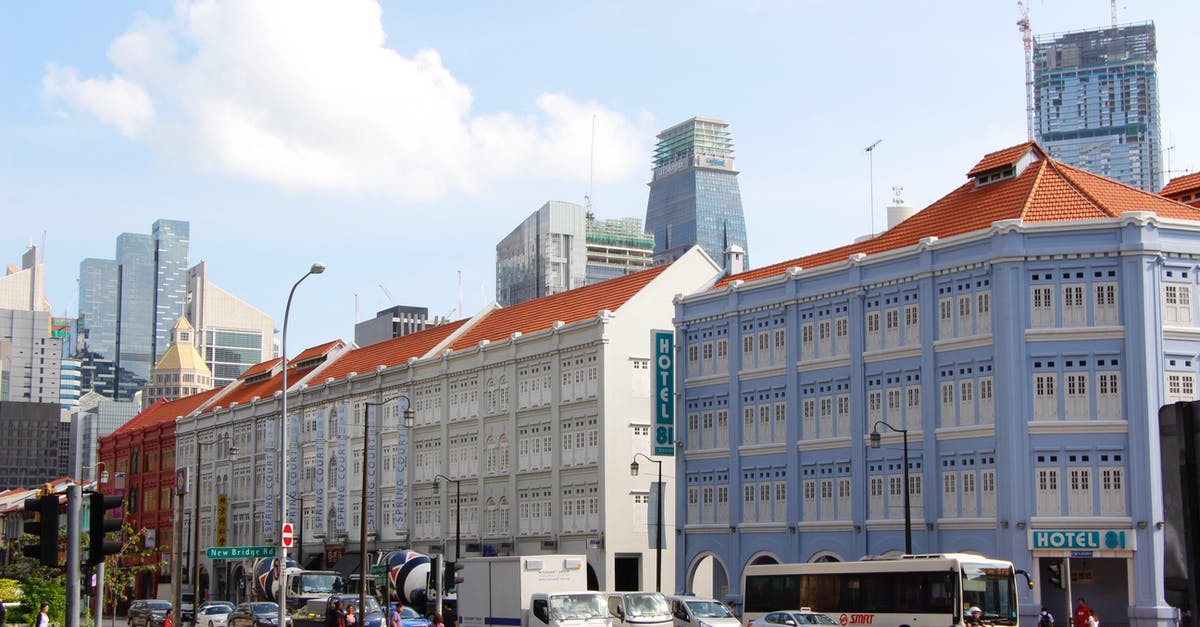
xmin=585 ymin=113 xmax=596 ymax=219
xmin=457 ymin=270 xmax=463 ymax=316
xmin=865 ymin=139 xmax=883 ymax=235
xmin=354 ymin=292 xmax=360 ymax=323
xmin=1018 ymin=2 xmax=1035 ymax=141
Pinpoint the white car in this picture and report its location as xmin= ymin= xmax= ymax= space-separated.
xmin=197 ymin=602 xmax=236 ymax=627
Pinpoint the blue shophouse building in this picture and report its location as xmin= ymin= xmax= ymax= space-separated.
xmin=673 ymin=143 xmax=1196 ymax=627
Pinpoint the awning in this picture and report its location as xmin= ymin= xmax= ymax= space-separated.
xmin=331 ymin=552 xmax=362 ymax=580
xmin=303 ymin=554 xmax=323 ymax=570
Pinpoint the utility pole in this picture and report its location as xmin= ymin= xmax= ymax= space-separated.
xmin=67 ymin=485 xmax=81 ymax=627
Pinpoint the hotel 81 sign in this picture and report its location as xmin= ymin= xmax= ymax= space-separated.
xmin=653 ymin=330 xmax=675 ymax=456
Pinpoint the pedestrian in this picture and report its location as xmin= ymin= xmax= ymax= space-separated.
xmin=1179 ymin=608 xmax=1192 ymax=627
xmin=1039 ymin=607 xmax=1055 ymax=627
xmin=35 ymin=604 xmax=50 ymax=627
xmin=346 ymin=604 xmax=358 ymax=627
xmin=325 ymin=599 xmax=342 ymax=627
xmin=391 ymin=604 xmax=404 ymax=627
xmin=165 ymin=608 xmax=176 ymax=627
xmin=1074 ymin=598 xmax=1096 ymax=627
xmin=432 ymin=614 xmax=444 ymax=627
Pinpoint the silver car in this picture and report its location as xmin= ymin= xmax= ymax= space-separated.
xmin=198 ymin=602 xmax=236 ymax=627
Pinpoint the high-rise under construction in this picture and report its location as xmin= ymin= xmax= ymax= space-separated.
xmin=1034 ymin=22 xmax=1162 ymax=192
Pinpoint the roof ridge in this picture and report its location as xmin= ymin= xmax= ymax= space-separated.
xmin=1043 ymin=157 xmax=1114 ymax=216
xmin=1016 ymin=159 xmax=1049 ymax=219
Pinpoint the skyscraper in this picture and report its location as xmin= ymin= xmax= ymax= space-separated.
xmin=1034 ymin=23 xmax=1162 ymax=192
xmin=644 ymin=117 xmax=749 ymax=266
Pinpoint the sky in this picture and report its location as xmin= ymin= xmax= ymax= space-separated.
xmin=3 ymin=0 xmax=1198 ymax=354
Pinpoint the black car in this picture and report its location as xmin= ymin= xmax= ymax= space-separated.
xmin=228 ymin=602 xmax=291 ymax=627
xmin=129 ymin=599 xmax=173 ymax=627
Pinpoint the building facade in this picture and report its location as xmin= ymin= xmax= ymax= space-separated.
xmin=585 ymin=216 xmax=655 ymax=284
xmin=142 ymin=317 xmax=214 ymax=408
xmin=673 ymin=143 xmax=1189 ymax=627
xmin=354 ymin=305 xmax=448 ymax=348
xmin=644 ymin=117 xmax=749 ymax=267
xmin=185 ymin=261 xmax=275 ymax=387
xmin=70 ymin=390 xmax=139 ymax=482
xmin=1034 ymin=23 xmax=1163 ymax=192
xmin=113 ymin=249 xmax=720 ymax=601
xmin=496 ymin=201 xmax=589 ymax=306
xmin=0 ymin=401 xmax=64 ymax=490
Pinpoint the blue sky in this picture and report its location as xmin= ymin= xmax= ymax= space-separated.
xmin=3 ymin=0 xmax=1198 ymax=353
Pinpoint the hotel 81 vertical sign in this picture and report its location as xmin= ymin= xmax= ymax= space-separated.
xmin=653 ymin=330 xmax=675 ymax=456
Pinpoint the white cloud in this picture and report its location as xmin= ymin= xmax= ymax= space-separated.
xmin=42 ymin=63 xmax=156 ymax=138
xmin=39 ymin=0 xmax=645 ymax=202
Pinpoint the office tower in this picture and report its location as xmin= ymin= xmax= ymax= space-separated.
xmin=354 ymin=305 xmax=448 ymax=347
xmin=644 ymin=117 xmax=749 ymax=266
xmin=185 ymin=261 xmax=275 ymax=387
xmin=76 ymin=221 xmax=274 ymax=397
xmin=68 ymin=390 xmax=138 ymax=482
xmin=0 ymin=401 xmax=62 ymax=489
xmin=1034 ymin=23 xmax=1162 ymax=192
xmin=496 ymin=201 xmax=588 ymax=306
xmin=0 ymin=245 xmax=62 ymax=404
xmin=585 ymin=215 xmax=655 ymax=284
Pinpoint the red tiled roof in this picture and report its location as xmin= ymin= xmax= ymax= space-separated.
xmin=1161 ymin=171 xmax=1200 ymax=199
xmin=319 ymin=321 xmax=467 ymax=382
xmin=239 ymin=357 xmax=282 ymax=380
xmin=110 ymin=388 xmax=224 ymax=436
xmin=716 ymin=143 xmax=1200 ymax=289
xmin=967 ymin=141 xmax=1040 ymax=176
xmin=447 ymin=264 xmax=673 ymax=351
xmin=291 ymin=340 xmax=344 ymax=365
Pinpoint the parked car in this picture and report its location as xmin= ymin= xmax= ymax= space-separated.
xmin=293 ymin=595 xmax=384 ymax=627
xmin=197 ymin=602 xmax=236 ymax=627
xmin=746 ymin=610 xmax=837 ymax=627
xmin=182 ymin=592 xmax=196 ymax=625
xmin=129 ymin=599 xmax=174 ymax=627
xmin=228 ymin=602 xmax=291 ymax=627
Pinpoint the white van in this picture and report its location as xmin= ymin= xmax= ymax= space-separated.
xmin=667 ymin=596 xmax=742 ymax=627
xmin=607 ymin=592 xmax=673 ymax=627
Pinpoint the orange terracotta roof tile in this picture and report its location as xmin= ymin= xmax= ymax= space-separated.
xmin=967 ymin=142 xmax=1041 ymax=176
xmin=239 ymin=357 xmax=283 ymax=380
xmin=715 ymin=143 xmax=1200 ymax=290
xmin=447 ymin=264 xmax=672 ymax=352
xmin=109 ymin=388 xmax=224 ymax=436
xmin=1161 ymin=171 xmax=1200 ymax=199
xmin=291 ymin=340 xmax=344 ymax=365
xmin=319 ymin=321 xmax=467 ymax=382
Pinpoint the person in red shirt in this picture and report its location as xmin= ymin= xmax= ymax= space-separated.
xmin=1074 ymin=598 xmax=1095 ymax=627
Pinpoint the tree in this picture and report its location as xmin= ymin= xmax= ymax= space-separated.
xmin=98 ymin=522 xmax=168 ymax=627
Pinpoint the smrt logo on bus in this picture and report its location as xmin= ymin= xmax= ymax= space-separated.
xmin=839 ymin=614 xmax=875 ymax=625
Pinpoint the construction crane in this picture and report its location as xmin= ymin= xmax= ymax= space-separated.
xmin=1017 ymin=1 xmax=1034 ymax=142
xmin=379 ymin=284 xmax=395 ymax=305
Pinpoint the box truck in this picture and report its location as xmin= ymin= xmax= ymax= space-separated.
xmin=457 ymin=555 xmax=608 ymax=627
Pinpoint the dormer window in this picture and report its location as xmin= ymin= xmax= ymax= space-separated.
xmin=180 ymin=331 xmax=190 ymax=343
xmin=975 ymin=166 xmax=1017 ymax=187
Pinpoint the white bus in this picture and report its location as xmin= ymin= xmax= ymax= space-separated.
xmin=743 ymin=553 xmax=1031 ymax=627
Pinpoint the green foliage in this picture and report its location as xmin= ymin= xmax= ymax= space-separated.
xmin=0 ymin=578 xmax=21 ymax=602
xmin=14 ymin=574 xmax=65 ymax=624
xmin=103 ymin=521 xmax=168 ymax=611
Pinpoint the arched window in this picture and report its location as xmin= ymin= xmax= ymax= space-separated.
xmin=328 ymin=410 xmax=338 ymax=438
xmin=328 ymin=456 xmax=338 ymax=489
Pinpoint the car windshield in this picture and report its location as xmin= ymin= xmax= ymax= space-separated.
xmin=249 ymin=603 xmax=279 ymax=614
xmin=148 ymin=602 xmax=172 ymax=611
xmin=685 ymin=602 xmax=733 ymax=619
xmin=796 ymin=614 xmax=837 ymax=625
xmin=550 ymin=595 xmax=607 ymax=620
xmin=205 ymin=606 xmax=232 ymax=615
xmin=401 ymin=607 xmax=423 ymax=619
xmin=625 ymin=594 xmax=670 ymax=618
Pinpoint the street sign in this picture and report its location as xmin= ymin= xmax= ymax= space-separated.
xmin=206 ymin=546 xmax=275 ymax=559
xmin=281 ymin=523 xmax=294 ymax=548
xmin=371 ymin=564 xmax=387 ymax=576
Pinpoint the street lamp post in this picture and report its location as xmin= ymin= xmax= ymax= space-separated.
xmin=279 ymin=263 xmax=325 ymax=627
xmin=432 ymin=474 xmax=461 ymax=563
xmin=362 ymin=395 xmax=415 ymax=617
xmin=629 ymin=453 xmax=663 ymax=592
xmin=194 ymin=434 xmax=238 ymax=617
xmin=869 ymin=420 xmax=912 ymax=555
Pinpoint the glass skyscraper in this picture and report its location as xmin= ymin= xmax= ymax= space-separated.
xmin=644 ymin=117 xmax=749 ymax=267
xmin=77 ymin=219 xmax=190 ymax=400
xmin=1034 ymin=23 xmax=1162 ymax=192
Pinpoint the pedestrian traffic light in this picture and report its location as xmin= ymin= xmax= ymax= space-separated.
xmin=22 ymin=492 xmax=60 ymax=567
xmin=87 ymin=492 xmax=123 ymax=566
xmin=444 ymin=560 xmax=465 ymax=592
xmin=1047 ymin=560 xmax=1063 ymax=588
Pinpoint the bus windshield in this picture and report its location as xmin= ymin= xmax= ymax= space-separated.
xmin=961 ymin=563 xmax=1017 ymax=624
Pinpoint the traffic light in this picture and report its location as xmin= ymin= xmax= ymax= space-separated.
xmin=87 ymin=492 xmax=123 ymax=566
xmin=444 ymin=560 xmax=464 ymax=592
xmin=1047 ymin=560 xmax=1063 ymax=588
xmin=22 ymin=493 xmax=60 ymax=567
xmin=427 ymin=555 xmax=442 ymax=616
